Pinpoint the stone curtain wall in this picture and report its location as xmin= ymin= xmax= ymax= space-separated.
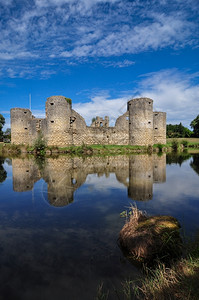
xmin=153 ymin=112 xmax=166 ymax=145
xmin=10 ymin=96 xmax=166 ymax=146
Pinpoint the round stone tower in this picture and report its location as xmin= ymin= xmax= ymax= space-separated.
xmin=45 ymin=96 xmax=72 ymax=146
xmin=11 ymin=108 xmax=32 ymax=144
xmin=128 ymin=98 xmax=154 ymax=146
xmin=153 ymin=112 xmax=166 ymax=144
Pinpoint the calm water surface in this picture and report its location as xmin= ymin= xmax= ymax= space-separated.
xmin=0 ymin=153 xmax=199 ymax=300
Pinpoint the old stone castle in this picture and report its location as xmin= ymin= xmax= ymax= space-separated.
xmin=11 ymin=96 xmax=166 ymax=146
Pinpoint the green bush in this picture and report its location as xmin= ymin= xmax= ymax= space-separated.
xmin=65 ymin=97 xmax=72 ymax=105
xmin=171 ymin=139 xmax=179 ymax=152
xmin=157 ymin=144 xmax=164 ymax=152
xmin=33 ymin=133 xmax=46 ymax=154
xmin=181 ymin=140 xmax=188 ymax=147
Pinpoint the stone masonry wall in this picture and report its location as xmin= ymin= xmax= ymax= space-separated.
xmin=11 ymin=108 xmax=32 ymax=145
xmin=10 ymin=96 xmax=166 ymax=146
xmin=128 ymin=98 xmax=154 ymax=146
xmin=153 ymin=112 xmax=166 ymax=144
xmin=45 ymin=96 xmax=73 ymax=146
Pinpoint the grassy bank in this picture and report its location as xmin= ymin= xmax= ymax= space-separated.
xmin=130 ymin=237 xmax=199 ymax=300
xmin=59 ymin=144 xmax=148 ymax=156
xmin=0 ymin=143 xmax=149 ymax=156
xmin=96 ymin=239 xmax=199 ymax=300
xmin=167 ymin=137 xmax=199 ymax=149
xmin=1 ymin=138 xmax=199 ymax=156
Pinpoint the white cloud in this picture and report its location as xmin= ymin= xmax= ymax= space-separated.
xmin=73 ymin=93 xmax=129 ymax=125
xmin=58 ymin=13 xmax=194 ymax=59
xmin=0 ymin=0 xmax=198 ymax=77
xmin=103 ymin=60 xmax=135 ymax=68
xmin=136 ymin=69 xmax=199 ymax=127
xmin=32 ymin=110 xmax=46 ymax=118
xmin=35 ymin=0 xmax=118 ymax=9
xmin=73 ymin=69 xmax=199 ymax=127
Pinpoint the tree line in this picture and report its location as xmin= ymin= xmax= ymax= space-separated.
xmin=167 ymin=114 xmax=199 ymax=138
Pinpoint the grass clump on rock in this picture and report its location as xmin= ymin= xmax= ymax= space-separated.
xmin=119 ymin=206 xmax=182 ymax=264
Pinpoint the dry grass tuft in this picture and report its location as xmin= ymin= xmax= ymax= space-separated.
xmin=119 ymin=206 xmax=182 ymax=263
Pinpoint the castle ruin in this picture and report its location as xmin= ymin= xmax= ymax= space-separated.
xmin=10 ymin=96 xmax=166 ymax=146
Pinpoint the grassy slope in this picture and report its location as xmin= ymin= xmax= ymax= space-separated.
xmin=133 ymin=243 xmax=199 ymax=300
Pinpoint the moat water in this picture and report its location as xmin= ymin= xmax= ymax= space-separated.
xmin=0 ymin=153 xmax=199 ymax=300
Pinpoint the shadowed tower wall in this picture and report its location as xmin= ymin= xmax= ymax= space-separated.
xmin=10 ymin=108 xmax=32 ymax=144
xmin=128 ymin=155 xmax=153 ymax=201
xmin=128 ymin=98 xmax=154 ymax=146
xmin=45 ymin=96 xmax=72 ymax=146
xmin=153 ymin=112 xmax=166 ymax=144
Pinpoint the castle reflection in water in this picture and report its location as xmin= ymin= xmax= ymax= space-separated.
xmin=12 ymin=154 xmax=166 ymax=206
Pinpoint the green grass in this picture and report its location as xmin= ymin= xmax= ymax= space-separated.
xmin=2 ymin=139 xmax=199 ymax=157
xmin=167 ymin=138 xmax=199 ymax=148
xmin=94 ymin=235 xmax=199 ymax=300
xmin=58 ymin=144 xmax=148 ymax=156
xmin=132 ymin=243 xmax=199 ymax=300
xmin=167 ymin=138 xmax=199 ymax=143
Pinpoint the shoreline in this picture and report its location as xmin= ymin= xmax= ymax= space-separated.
xmin=1 ymin=138 xmax=199 ymax=156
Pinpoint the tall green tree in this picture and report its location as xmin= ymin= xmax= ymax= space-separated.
xmin=167 ymin=123 xmax=193 ymax=138
xmin=190 ymin=115 xmax=199 ymax=137
xmin=0 ymin=114 xmax=5 ymax=140
xmin=3 ymin=128 xmax=11 ymax=141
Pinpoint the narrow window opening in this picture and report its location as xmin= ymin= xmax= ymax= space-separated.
xmin=72 ymin=178 xmax=77 ymax=185
xmin=26 ymin=170 xmax=29 ymax=172
xmin=148 ymin=102 xmax=151 ymax=104
xmin=51 ymin=120 xmax=54 ymax=123
xmin=24 ymin=111 xmax=27 ymax=114
xmin=155 ymin=113 xmax=158 ymax=116
xmin=70 ymin=116 xmax=76 ymax=124
xmin=148 ymin=121 xmax=151 ymax=124
xmin=155 ymin=127 xmax=158 ymax=130
xmin=50 ymin=103 xmax=54 ymax=105
xmin=24 ymin=127 xmax=28 ymax=130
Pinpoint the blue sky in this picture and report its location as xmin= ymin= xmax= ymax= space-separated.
xmin=0 ymin=0 xmax=199 ymax=129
